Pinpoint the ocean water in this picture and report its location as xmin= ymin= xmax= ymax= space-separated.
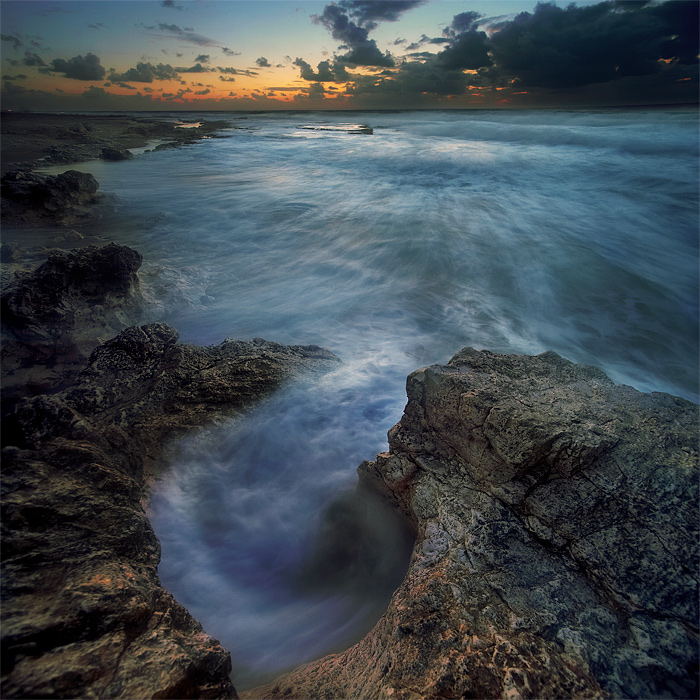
xmin=47 ymin=109 xmax=699 ymax=687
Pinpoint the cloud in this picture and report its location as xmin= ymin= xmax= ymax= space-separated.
xmin=221 ymin=47 xmax=240 ymax=56
xmin=437 ymin=12 xmax=491 ymax=71
xmin=51 ymin=53 xmax=106 ymax=80
xmin=339 ymin=1 xmax=427 ymax=25
xmin=256 ymin=57 xmax=271 ymax=68
xmin=89 ymin=23 xmax=104 ymax=30
xmin=23 ymin=51 xmax=47 ymax=67
xmin=293 ymin=81 xmax=327 ymax=101
xmin=146 ymin=23 xmax=220 ymax=47
xmin=2 ymin=34 xmax=22 ymax=50
xmin=294 ymin=57 xmax=350 ymax=82
xmin=161 ymin=0 xmax=183 ymax=10
xmin=219 ymin=76 xmax=236 ymax=82
xmin=314 ymin=4 xmax=394 ymax=67
xmin=194 ymin=88 xmax=210 ymax=95
xmin=176 ymin=63 xmax=215 ymax=73
xmin=217 ymin=66 xmax=257 ymax=76
xmin=2 ymin=74 xmax=28 ymax=80
xmin=487 ymin=0 xmax=699 ymax=89
xmin=109 ymin=62 xmax=180 ymax=83
xmin=82 ymin=85 xmax=107 ymax=99
xmin=195 ymin=54 xmax=210 ymax=63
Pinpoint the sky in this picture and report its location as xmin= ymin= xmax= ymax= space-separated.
xmin=1 ymin=0 xmax=698 ymax=111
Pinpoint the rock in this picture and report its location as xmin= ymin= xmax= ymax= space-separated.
xmin=248 ymin=348 xmax=699 ymax=700
xmin=1 ymin=244 xmax=145 ymax=405
xmin=100 ymin=147 xmax=133 ymax=161
xmin=1 ymin=322 xmax=340 ymax=699
xmin=1 ymin=169 xmax=107 ymax=225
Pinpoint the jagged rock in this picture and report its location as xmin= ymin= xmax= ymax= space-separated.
xmin=248 ymin=348 xmax=699 ymax=700
xmin=1 ymin=169 xmax=108 ymax=225
xmin=1 ymin=322 xmax=340 ymax=699
xmin=1 ymin=244 xmax=144 ymax=402
xmin=100 ymin=147 xmax=133 ymax=161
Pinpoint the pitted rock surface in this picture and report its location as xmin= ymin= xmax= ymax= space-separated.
xmin=247 ymin=348 xmax=698 ymax=700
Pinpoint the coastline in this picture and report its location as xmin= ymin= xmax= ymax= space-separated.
xmin=2 ymin=111 xmax=698 ymax=700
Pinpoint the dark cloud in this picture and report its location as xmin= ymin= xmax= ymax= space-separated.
xmin=293 ymin=57 xmax=350 ymax=82
xmin=2 ymin=34 xmax=23 ymax=50
xmin=116 ymin=82 xmax=137 ymax=90
xmin=2 ymin=74 xmax=28 ymax=80
xmin=217 ymin=66 xmax=257 ymax=76
xmin=315 ymin=4 xmax=393 ymax=67
xmin=109 ymin=62 xmax=180 ymax=83
xmin=348 ymin=55 xmax=469 ymax=96
xmin=221 ymin=47 xmax=240 ymax=56
xmin=146 ymin=23 xmax=220 ymax=47
xmin=23 ymin=51 xmax=47 ymax=67
xmin=161 ymin=0 xmax=183 ymax=10
xmin=82 ymin=85 xmax=107 ymax=99
xmin=339 ymin=1 xmax=427 ymax=25
xmin=293 ymin=81 xmax=326 ymax=101
xmin=487 ymin=0 xmax=699 ymax=89
xmin=194 ymin=88 xmax=211 ymax=95
xmin=176 ymin=63 xmax=215 ymax=73
xmin=51 ymin=53 xmax=106 ymax=80
xmin=437 ymin=12 xmax=491 ymax=71
xmin=219 ymin=76 xmax=236 ymax=82
xmin=256 ymin=57 xmax=271 ymax=68
xmin=89 ymin=23 xmax=104 ymax=30
xmin=195 ymin=54 xmax=210 ymax=63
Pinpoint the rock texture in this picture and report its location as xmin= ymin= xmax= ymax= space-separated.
xmin=1 ymin=325 xmax=339 ymax=699
xmin=248 ymin=348 xmax=699 ymax=700
xmin=1 ymin=239 xmax=340 ymax=699
xmin=1 ymin=244 xmax=145 ymax=404
xmin=1 ymin=169 xmax=108 ymax=226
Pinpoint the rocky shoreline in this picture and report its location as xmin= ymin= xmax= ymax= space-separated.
xmin=2 ymin=114 xmax=698 ymax=699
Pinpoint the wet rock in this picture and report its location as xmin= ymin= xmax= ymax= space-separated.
xmin=1 ymin=322 xmax=339 ymax=699
xmin=1 ymin=169 xmax=108 ymax=225
xmin=1 ymin=244 xmax=145 ymax=404
xmin=101 ymin=147 xmax=133 ymax=161
xmin=249 ymin=349 xmax=699 ymax=700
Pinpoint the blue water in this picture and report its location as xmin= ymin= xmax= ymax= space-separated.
xmin=44 ymin=109 xmax=699 ymax=687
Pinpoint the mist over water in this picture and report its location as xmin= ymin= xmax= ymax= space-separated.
xmin=74 ymin=109 xmax=697 ymax=688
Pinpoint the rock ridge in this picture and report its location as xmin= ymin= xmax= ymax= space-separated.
xmin=248 ymin=348 xmax=699 ymax=700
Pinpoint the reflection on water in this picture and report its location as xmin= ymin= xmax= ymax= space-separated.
xmin=84 ymin=109 xmax=696 ymax=688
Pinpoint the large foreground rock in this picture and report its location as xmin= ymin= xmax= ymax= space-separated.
xmin=249 ymin=348 xmax=699 ymax=700
xmin=1 ymin=322 xmax=339 ymax=698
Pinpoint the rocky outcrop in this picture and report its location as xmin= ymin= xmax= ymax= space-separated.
xmin=1 ymin=169 xmax=110 ymax=226
xmin=1 ymin=244 xmax=144 ymax=403
xmin=248 ymin=348 xmax=699 ymax=700
xmin=1 ymin=324 xmax=339 ymax=699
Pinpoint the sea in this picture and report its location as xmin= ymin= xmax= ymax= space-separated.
xmin=37 ymin=108 xmax=699 ymax=688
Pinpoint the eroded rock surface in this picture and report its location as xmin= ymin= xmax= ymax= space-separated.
xmin=1 ymin=323 xmax=339 ymax=699
xmin=1 ymin=244 xmax=144 ymax=403
xmin=249 ymin=348 xmax=699 ymax=700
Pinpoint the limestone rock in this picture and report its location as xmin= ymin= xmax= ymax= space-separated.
xmin=249 ymin=348 xmax=699 ymax=700
xmin=1 ymin=323 xmax=340 ymax=699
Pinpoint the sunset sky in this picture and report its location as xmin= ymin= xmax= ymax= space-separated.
xmin=2 ymin=0 xmax=698 ymax=111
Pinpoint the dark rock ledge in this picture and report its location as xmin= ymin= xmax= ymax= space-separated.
xmin=1 ymin=245 xmax=340 ymax=699
xmin=246 ymin=349 xmax=699 ymax=700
